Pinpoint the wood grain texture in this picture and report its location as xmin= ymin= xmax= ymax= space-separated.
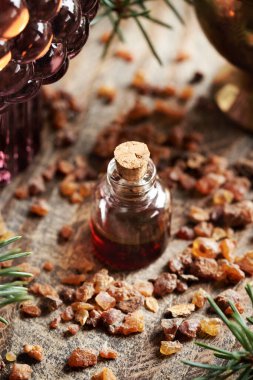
xmin=1 ymin=2 xmax=253 ymax=379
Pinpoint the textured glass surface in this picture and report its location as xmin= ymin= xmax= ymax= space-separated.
xmin=0 ymin=0 xmax=99 ymax=103
xmin=0 ymin=0 xmax=99 ymax=184
xmin=0 ymin=94 xmax=43 ymax=185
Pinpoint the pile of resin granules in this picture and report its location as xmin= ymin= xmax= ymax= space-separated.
xmin=3 ymin=72 xmax=253 ymax=379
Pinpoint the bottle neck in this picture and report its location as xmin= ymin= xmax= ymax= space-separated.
xmin=107 ymin=158 xmax=157 ymax=200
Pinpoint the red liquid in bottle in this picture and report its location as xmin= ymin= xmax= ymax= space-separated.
xmin=90 ymin=220 xmax=169 ymax=271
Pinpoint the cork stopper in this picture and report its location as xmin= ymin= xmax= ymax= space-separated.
xmin=114 ymin=141 xmax=150 ymax=181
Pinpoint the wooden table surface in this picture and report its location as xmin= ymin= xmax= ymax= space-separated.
xmin=1 ymin=2 xmax=253 ymax=379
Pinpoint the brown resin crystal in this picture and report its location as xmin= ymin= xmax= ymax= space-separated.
xmin=199 ymin=318 xmax=222 ymax=337
xmin=133 ymin=280 xmax=154 ymax=297
xmin=20 ymin=302 xmax=41 ymax=318
xmin=60 ymin=287 xmax=75 ymax=304
xmin=101 ymin=308 xmax=125 ymax=333
xmin=66 ymin=324 xmax=80 ymax=336
xmin=99 ymin=347 xmax=118 ymax=360
xmin=92 ymin=367 xmax=117 ymax=380
xmin=107 ymin=281 xmax=137 ymax=302
xmin=97 ymin=85 xmax=116 ymax=104
xmin=145 ymin=297 xmax=159 ymax=313
xmin=6 ymin=352 xmax=16 ymax=362
xmin=117 ymin=296 xmax=143 ymax=313
xmin=61 ymin=306 xmax=74 ymax=322
xmin=236 ymin=251 xmax=253 ymax=275
xmin=191 ymin=288 xmax=208 ymax=309
xmin=176 ymin=280 xmax=188 ymax=293
xmin=118 ymin=310 xmax=145 ymax=335
xmin=42 ymin=261 xmax=54 ymax=272
xmin=61 ymin=274 xmax=86 ymax=286
xmin=161 ymin=318 xmax=183 ymax=341
xmin=114 ymin=49 xmax=134 ymax=62
xmin=28 ymin=176 xmax=46 ymax=196
xmin=214 ymin=289 xmax=244 ymax=315
xmin=40 ymin=296 xmax=63 ymax=312
xmin=222 ymin=201 xmax=253 ymax=227
xmin=42 ymin=164 xmax=56 ymax=181
xmin=59 ymin=225 xmax=74 ymax=240
xmin=178 ymin=319 xmax=200 ymax=338
xmin=29 ymin=282 xmax=57 ymax=297
xmin=9 ymin=363 xmax=33 ymax=380
xmin=190 ymin=258 xmax=218 ymax=280
xmin=73 ymin=308 xmax=89 ymax=326
xmin=87 ymin=309 xmax=102 ymax=328
xmin=75 ymin=283 xmax=95 ymax=302
xmin=57 ymin=160 xmax=74 ymax=175
xmin=192 ymin=237 xmax=220 ymax=259
xmin=220 ymin=238 xmax=236 ymax=262
xmin=14 ymin=185 xmax=29 ymax=200
xmin=30 ymin=199 xmax=50 ymax=217
xmin=67 ymin=348 xmax=97 ymax=368
xmin=188 ymin=206 xmax=209 ymax=223
xmin=194 ymin=222 xmax=213 ymax=238
xmin=176 ymin=226 xmax=195 ymax=240
xmin=223 ymin=177 xmax=250 ymax=201
xmin=153 ymin=273 xmax=177 ymax=297
xmin=167 ymin=257 xmax=184 ymax=275
xmin=160 ymin=341 xmax=182 ymax=356
xmin=23 ymin=345 xmax=44 ymax=362
xmin=217 ymin=260 xmax=245 ymax=284
xmin=166 ymin=304 xmax=195 ymax=318
xmin=49 ymin=316 xmax=61 ymax=329
xmin=92 ymin=269 xmax=114 ymax=293
xmin=213 ymin=189 xmax=234 ymax=205
xmin=71 ymin=302 xmax=94 ymax=311
xmin=95 ymin=292 xmax=116 ymax=311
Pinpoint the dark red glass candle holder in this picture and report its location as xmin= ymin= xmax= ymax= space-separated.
xmin=0 ymin=94 xmax=42 ymax=185
xmin=0 ymin=0 xmax=100 ymax=185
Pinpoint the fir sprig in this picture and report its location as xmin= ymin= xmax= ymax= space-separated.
xmin=95 ymin=0 xmax=187 ymax=63
xmin=183 ymin=285 xmax=253 ymax=380
xmin=245 ymin=283 xmax=253 ymax=325
xmin=0 ymin=236 xmax=32 ymax=325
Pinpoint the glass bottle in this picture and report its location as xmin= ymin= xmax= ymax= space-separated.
xmin=90 ymin=141 xmax=172 ymax=270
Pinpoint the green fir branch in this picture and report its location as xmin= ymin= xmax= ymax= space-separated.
xmin=0 ymin=236 xmax=32 ymax=325
xmin=183 ymin=284 xmax=253 ymax=380
xmin=97 ymin=0 xmax=191 ymax=63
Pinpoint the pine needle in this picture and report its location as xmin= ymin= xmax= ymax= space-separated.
xmin=0 ymin=236 xmax=32 ymax=324
xmin=97 ymin=0 xmax=188 ymax=63
xmin=183 ymin=284 xmax=253 ymax=379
